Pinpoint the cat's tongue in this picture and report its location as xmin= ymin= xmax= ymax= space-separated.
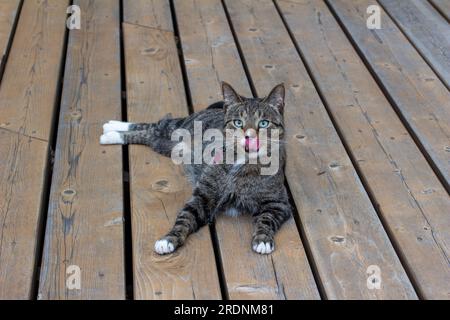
xmin=245 ymin=137 xmax=259 ymax=152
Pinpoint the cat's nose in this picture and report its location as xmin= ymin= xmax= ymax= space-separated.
xmin=245 ymin=128 xmax=257 ymax=139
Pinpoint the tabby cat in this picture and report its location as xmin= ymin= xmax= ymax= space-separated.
xmin=100 ymin=83 xmax=292 ymax=255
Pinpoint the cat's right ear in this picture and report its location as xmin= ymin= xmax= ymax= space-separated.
xmin=222 ymin=82 xmax=242 ymax=106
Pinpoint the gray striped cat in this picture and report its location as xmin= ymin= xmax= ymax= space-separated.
xmin=100 ymin=83 xmax=292 ymax=255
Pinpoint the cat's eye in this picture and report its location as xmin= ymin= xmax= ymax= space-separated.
xmin=258 ymin=120 xmax=270 ymax=128
xmin=233 ymin=119 xmax=244 ymax=128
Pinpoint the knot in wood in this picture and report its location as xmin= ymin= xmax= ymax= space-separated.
xmin=330 ymin=236 xmax=345 ymax=243
xmin=61 ymin=189 xmax=76 ymax=203
xmin=152 ymin=179 xmax=170 ymax=192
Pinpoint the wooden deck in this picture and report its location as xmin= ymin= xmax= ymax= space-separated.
xmin=0 ymin=0 xmax=449 ymax=300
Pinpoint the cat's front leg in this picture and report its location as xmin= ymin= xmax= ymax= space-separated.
xmin=155 ymin=190 xmax=210 ymax=255
xmin=252 ymin=201 xmax=292 ymax=255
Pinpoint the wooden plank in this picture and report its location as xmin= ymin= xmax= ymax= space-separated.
xmin=429 ymin=0 xmax=450 ymax=22
xmin=0 ymin=132 xmax=48 ymax=299
xmin=225 ymin=0 xmax=417 ymax=299
xmin=0 ymin=0 xmax=69 ymax=300
xmin=278 ymin=0 xmax=450 ymax=299
xmin=379 ymin=0 xmax=450 ymax=89
xmin=328 ymin=0 xmax=450 ymax=192
xmin=0 ymin=0 xmax=20 ymax=73
xmin=174 ymin=0 xmax=320 ymax=300
xmin=38 ymin=0 xmax=125 ymax=300
xmin=0 ymin=0 xmax=68 ymax=141
xmin=175 ymin=0 xmax=252 ymax=109
xmin=123 ymin=22 xmax=222 ymax=300
xmin=123 ymin=0 xmax=173 ymax=31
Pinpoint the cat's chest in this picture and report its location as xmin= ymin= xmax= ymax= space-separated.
xmin=221 ymin=176 xmax=261 ymax=214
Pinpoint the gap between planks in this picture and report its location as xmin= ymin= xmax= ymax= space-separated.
xmin=276 ymin=0 xmax=450 ymax=299
xmin=122 ymin=21 xmax=222 ymax=300
xmin=223 ymin=0 xmax=417 ymax=299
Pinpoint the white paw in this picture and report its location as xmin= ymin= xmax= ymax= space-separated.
xmin=103 ymin=120 xmax=132 ymax=133
xmin=154 ymin=239 xmax=175 ymax=255
xmin=100 ymin=131 xmax=124 ymax=145
xmin=253 ymin=242 xmax=274 ymax=255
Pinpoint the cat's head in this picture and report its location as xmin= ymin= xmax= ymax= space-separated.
xmin=221 ymin=82 xmax=285 ymax=158
xmin=222 ymin=82 xmax=285 ymax=133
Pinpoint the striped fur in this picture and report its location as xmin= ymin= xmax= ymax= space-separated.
xmin=101 ymin=83 xmax=291 ymax=255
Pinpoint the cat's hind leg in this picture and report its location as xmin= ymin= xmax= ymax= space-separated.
xmin=100 ymin=130 xmax=155 ymax=146
xmin=100 ymin=131 xmax=126 ymax=145
xmin=101 ymin=116 xmax=185 ymax=155
xmin=103 ymin=120 xmax=153 ymax=133
xmin=100 ymin=119 xmax=156 ymax=145
xmin=103 ymin=120 xmax=132 ymax=133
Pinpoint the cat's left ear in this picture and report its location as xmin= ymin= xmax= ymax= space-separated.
xmin=264 ymin=83 xmax=285 ymax=114
xmin=222 ymin=81 xmax=243 ymax=106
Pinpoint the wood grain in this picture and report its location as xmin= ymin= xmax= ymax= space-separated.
xmin=0 ymin=0 xmax=20 ymax=73
xmin=328 ymin=0 xmax=450 ymax=192
xmin=278 ymin=0 xmax=450 ymax=299
xmin=0 ymin=131 xmax=48 ymax=299
xmin=38 ymin=0 xmax=125 ymax=300
xmin=174 ymin=0 xmax=320 ymax=300
xmin=0 ymin=0 xmax=68 ymax=141
xmin=123 ymin=22 xmax=222 ymax=300
xmin=123 ymin=0 xmax=173 ymax=31
xmin=225 ymin=0 xmax=417 ymax=299
xmin=430 ymin=0 xmax=450 ymax=22
xmin=379 ymin=0 xmax=450 ymax=89
xmin=0 ymin=0 xmax=68 ymax=300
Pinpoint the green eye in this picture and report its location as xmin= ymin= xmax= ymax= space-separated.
xmin=259 ymin=120 xmax=270 ymax=128
xmin=233 ymin=119 xmax=244 ymax=128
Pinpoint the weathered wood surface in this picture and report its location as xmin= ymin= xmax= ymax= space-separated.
xmin=430 ymin=0 xmax=450 ymax=22
xmin=225 ymin=0 xmax=417 ymax=299
xmin=0 ymin=0 xmax=68 ymax=141
xmin=38 ymin=0 xmax=125 ymax=300
xmin=278 ymin=0 xmax=450 ymax=299
xmin=0 ymin=0 xmax=68 ymax=300
xmin=328 ymin=0 xmax=450 ymax=192
xmin=123 ymin=22 xmax=222 ymax=300
xmin=0 ymin=132 xmax=48 ymax=299
xmin=123 ymin=0 xmax=173 ymax=31
xmin=0 ymin=0 xmax=20 ymax=74
xmin=0 ymin=0 xmax=68 ymax=140
xmin=2 ymin=0 xmax=450 ymax=300
xmin=174 ymin=0 xmax=320 ymax=300
xmin=175 ymin=0 xmax=252 ymax=109
xmin=379 ymin=0 xmax=450 ymax=89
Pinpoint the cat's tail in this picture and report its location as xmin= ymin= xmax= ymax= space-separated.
xmin=100 ymin=115 xmax=185 ymax=157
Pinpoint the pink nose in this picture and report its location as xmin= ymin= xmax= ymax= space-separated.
xmin=245 ymin=128 xmax=257 ymax=138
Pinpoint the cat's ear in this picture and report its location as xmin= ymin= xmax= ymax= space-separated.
xmin=264 ymin=83 xmax=285 ymax=114
xmin=222 ymin=82 xmax=242 ymax=106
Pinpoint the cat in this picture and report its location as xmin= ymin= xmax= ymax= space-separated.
xmin=100 ymin=82 xmax=292 ymax=255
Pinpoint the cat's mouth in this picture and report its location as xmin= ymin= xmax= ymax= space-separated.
xmin=244 ymin=137 xmax=260 ymax=153
xmin=245 ymin=145 xmax=260 ymax=153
